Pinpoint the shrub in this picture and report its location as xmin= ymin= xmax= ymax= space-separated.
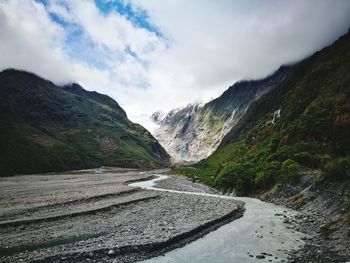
xmin=255 ymin=161 xmax=280 ymax=189
xmin=345 ymin=196 xmax=350 ymax=208
xmin=273 ymin=146 xmax=295 ymax=161
xmin=216 ymin=163 xmax=255 ymax=195
xmin=255 ymin=171 xmax=270 ymax=188
xmin=315 ymin=154 xmax=332 ymax=167
xmin=324 ymin=157 xmax=350 ymax=180
xmin=293 ymin=151 xmax=316 ymax=167
xmin=293 ymin=152 xmax=332 ymax=169
xmin=281 ymin=159 xmax=300 ymax=184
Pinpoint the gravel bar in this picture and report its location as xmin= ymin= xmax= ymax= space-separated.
xmin=0 ymin=168 xmax=243 ymax=263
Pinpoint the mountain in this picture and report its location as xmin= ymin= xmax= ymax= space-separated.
xmin=152 ymin=66 xmax=291 ymax=163
xmin=171 ymin=30 xmax=350 ymax=260
xmin=174 ymin=29 xmax=350 ymax=195
xmin=0 ymin=69 xmax=170 ymax=176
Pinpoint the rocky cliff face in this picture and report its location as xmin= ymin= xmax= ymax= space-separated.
xmin=152 ymin=66 xmax=291 ymax=163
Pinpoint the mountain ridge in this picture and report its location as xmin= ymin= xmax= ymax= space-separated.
xmin=172 ymin=28 xmax=350 ymax=260
xmin=177 ymin=27 xmax=350 ymax=193
xmin=152 ymin=65 xmax=292 ymax=162
xmin=0 ymin=69 xmax=170 ymax=176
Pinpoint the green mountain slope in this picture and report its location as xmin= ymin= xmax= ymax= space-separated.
xmin=175 ymin=29 xmax=350 ymax=195
xmin=0 ymin=69 xmax=170 ymax=176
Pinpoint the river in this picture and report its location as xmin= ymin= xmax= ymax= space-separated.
xmin=130 ymin=173 xmax=307 ymax=263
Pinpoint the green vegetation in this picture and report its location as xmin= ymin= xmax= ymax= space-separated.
xmin=0 ymin=70 xmax=170 ymax=176
xmin=173 ymin=29 xmax=350 ymax=195
xmin=345 ymin=196 xmax=350 ymax=208
xmin=324 ymin=157 xmax=350 ymax=180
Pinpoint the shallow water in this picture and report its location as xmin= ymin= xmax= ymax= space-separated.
xmin=131 ymin=174 xmax=307 ymax=263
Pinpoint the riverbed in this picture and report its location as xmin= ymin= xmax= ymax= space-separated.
xmin=0 ymin=168 xmax=242 ymax=262
xmin=0 ymin=168 xmax=309 ymax=262
xmin=133 ymin=174 xmax=307 ymax=263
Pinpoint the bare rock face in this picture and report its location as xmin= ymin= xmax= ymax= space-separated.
xmin=151 ymin=66 xmax=291 ymax=163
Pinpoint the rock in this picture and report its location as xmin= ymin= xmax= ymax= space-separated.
xmin=151 ymin=75 xmax=281 ymax=162
xmin=256 ymin=255 xmax=266 ymax=259
xmin=108 ymin=249 xmax=115 ymax=255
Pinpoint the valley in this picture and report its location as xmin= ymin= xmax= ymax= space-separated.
xmin=151 ymin=65 xmax=290 ymax=163
xmin=0 ymin=3 xmax=349 ymax=262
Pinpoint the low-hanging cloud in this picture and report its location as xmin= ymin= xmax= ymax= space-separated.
xmin=1 ymin=0 xmax=350 ymax=132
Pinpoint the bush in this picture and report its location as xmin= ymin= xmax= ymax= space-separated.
xmin=255 ymin=161 xmax=280 ymax=189
xmin=293 ymin=151 xmax=316 ymax=167
xmin=216 ymin=163 xmax=255 ymax=195
xmin=315 ymin=154 xmax=332 ymax=168
xmin=281 ymin=159 xmax=300 ymax=184
xmin=255 ymin=171 xmax=270 ymax=188
xmin=324 ymin=157 xmax=350 ymax=179
xmin=273 ymin=146 xmax=295 ymax=161
xmin=345 ymin=196 xmax=350 ymax=208
xmin=293 ymin=152 xmax=332 ymax=169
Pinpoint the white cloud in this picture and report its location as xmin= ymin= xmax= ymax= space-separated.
xmin=0 ymin=0 xmax=72 ymax=82
xmin=49 ymin=0 xmax=165 ymax=58
xmin=132 ymin=0 xmax=350 ymax=85
xmin=1 ymin=0 xmax=350 ymax=133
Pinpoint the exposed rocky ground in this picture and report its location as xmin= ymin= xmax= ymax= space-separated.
xmin=154 ymin=174 xmax=219 ymax=194
xmin=0 ymin=167 xmax=242 ymax=263
xmin=260 ymin=170 xmax=350 ymax=262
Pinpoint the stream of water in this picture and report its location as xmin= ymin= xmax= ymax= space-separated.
xmin=130 ymin=174 xmax=307 ymax=263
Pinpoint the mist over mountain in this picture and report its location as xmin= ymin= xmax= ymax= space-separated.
xmin=174 ymin=27 xmax=350 ymax=189
xmin=151 ymin=66 xmax=292 ymax=163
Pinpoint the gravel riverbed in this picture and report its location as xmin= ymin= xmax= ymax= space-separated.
xmin=0 ymin=168 xmax=242 ymax=263
xmin=153 ymin=175 xmax=219 ymax=194
xmin=3 ymin=168 xmax=341 ymax=263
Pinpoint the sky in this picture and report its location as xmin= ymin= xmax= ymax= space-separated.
xmin=1 ymin=0 xmax=350 ymax=132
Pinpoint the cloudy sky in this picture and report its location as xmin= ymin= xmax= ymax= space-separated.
xmin=1 ymin=0 xmax=350 ymax=132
